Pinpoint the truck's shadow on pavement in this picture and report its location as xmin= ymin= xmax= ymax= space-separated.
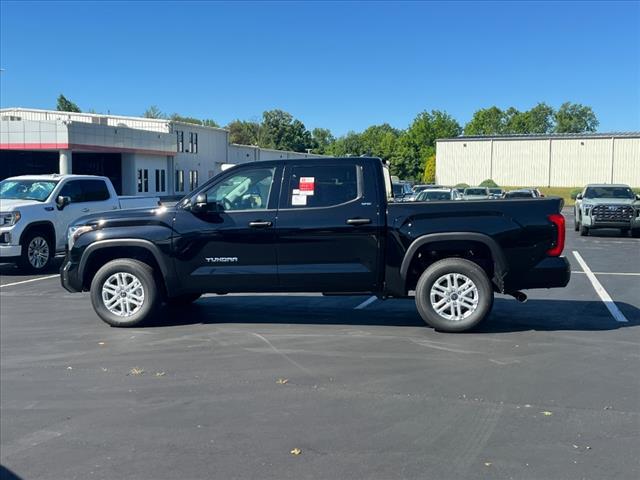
xmin=149 ymin=296 xmax=639 ymax=333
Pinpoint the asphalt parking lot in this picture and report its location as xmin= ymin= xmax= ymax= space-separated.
xmin=1 ymin=209 xmax=639 ymax=480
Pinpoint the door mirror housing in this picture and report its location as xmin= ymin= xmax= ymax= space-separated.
xmin=576 ymin=194 xmax=583 ymax=200
xmin=56 ymin=195 xmax=71 ymax=210
xmin=191 ymin=194 xmax=223 ymax=214
xmin=635 ymin=194 xmax=640 ymax=201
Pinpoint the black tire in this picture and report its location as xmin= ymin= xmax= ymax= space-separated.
xmin=620 ymin=228 xmax=630 ymax=237
xmin=574 ymin=213 xmax=580 ymax=231
xmin=90 ymin=259 xmax=160 ymax=327
xmin=18 ymin=230 xmax=53 ymax=273
xmin=415 ymin=258 xmax=494 ymax=332
xmin=631 ymin=229 xmax=640 ymax=238
xmin=580 ymin=225 xmax=590 ymax=236
xmin=166 ymin=293 xmax=201 ymax=306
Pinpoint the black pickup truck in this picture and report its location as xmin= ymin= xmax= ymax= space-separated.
xmin=61 ymin=157 xmax=570 ymax=332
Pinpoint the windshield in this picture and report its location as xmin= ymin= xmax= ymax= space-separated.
xmin=420 ymin=191 xmax=451 ymax=201
xmin=0 ymin=179 xmax=58 ymax=202
xmin=465 ymin=188 xmax=487 ymax=196
xmin=392 ymin=184 xmax=403 ymax=196
xmin=584 ymin=186 xmax=635 ymax=199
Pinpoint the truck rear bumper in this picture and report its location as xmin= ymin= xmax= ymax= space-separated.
xmin=511 ymin=256 xmax=571 ymax=290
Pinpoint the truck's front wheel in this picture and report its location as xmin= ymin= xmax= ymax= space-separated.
xmin=90 ymin=259 xmax=160 ymax=327
xmin=415 ymin=258 xmax=494 ymax=332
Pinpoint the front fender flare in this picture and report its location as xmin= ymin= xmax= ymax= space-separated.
xmin=78 ymin=238 xmax=171 ymax=282
xmin=399 ymin=232 xmax=508 ymax=292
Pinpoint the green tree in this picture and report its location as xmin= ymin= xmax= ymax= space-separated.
xmin=423 ymin=155 xmax=436 ymax=183
xmin=311 ymin=128 xmax=335 ymax=154
xmin=463 ymin=106 xmax=505 ymax=135
xmin=143 ymin=105 xmax=167 ymax=119
xmin=554 ymin=102 xmax=598 ymax=133
xmin=261 ymin=110 xmax=314 ymax=152
xmin=170 ymin=114 xmax=219 ymax=127
xmin=479 ymin=179 xmax=499 ymax=188
xmin=56 ymin=94 xmax=81 ymax=113
xmin=522 ymin=102 xmax=554 ymax=133
xmin=226 ymin=119 xmax=262 ymax=145
xmin=325 ymin=131 xmax=364 ymax=157
xmin=392 ymin=110 xmax=461 ymax=179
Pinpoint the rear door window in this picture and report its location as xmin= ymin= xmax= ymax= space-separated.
xmin=285 ymin=164 xmax=359 ymax=208
xmin=81 ymin=180 xmax=111 ymax=201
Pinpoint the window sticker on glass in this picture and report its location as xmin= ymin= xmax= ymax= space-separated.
xmin=299 ymin=177 xmax=315 ymax=196
xmin=291 ymin=194 xmax=307 ymax=206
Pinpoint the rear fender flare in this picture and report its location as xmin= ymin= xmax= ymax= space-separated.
xmin=399 ymin=232 xmax=508 ymax=292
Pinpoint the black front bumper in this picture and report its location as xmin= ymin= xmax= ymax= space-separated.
xmin=507 ymin=256 xmax=571 ymax=291
xmin=60 ymin=257 xmax=83 ymax=293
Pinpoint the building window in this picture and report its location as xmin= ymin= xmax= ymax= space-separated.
xmin=155 ymin=169 xmax=166 ymax=193
xmin=176 ymin=131 xmax=184 ymax=152
xmin=137 ymin=169 xmax=149 ymax=193
xmin=175 ymin=170 xmax=185 ymax=192
xmin=189 ymin=132 xmax=194 ymax=153
xmin=189 ymin=170 xmax=199 ymax=191
xmin=188 ymin=132 xmax=198 ymax=154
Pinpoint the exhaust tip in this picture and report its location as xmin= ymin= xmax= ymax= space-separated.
xmin=512 ymin=291 xmax=528 ymax=303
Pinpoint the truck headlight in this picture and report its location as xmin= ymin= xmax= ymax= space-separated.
xmin=67 ymin=224 xmax=96 ymax=250
xmin=0 ymin=211 xmax=21 ymax=226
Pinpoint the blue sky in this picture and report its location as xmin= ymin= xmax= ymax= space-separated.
xmin=1 ymin=1 xmax=638 ymax=135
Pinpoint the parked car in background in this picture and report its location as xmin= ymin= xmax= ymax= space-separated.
xmin=0 ymin=174 xmax=160 ymax=272
xmin=61 ymin=157 xmax=570 ymax=333
xmin=503 ymin=189 xmax=538 ymax=199
xmin=532 ymin=188 xmax=545 ymax=198
xmin=463 ymin=187 xmax=491 ymax=200
xmin=413 ymin=184 xmax=444 ymax=194
xmin=415 ymin=188 xmax=462 ymax=202
xmin=392 ymin=181 xmax=415 ymax=201
xmin=574 ymin=184 xmax=640 ymax=237
xmin=489 ymin=188 xmax=504 ymax=199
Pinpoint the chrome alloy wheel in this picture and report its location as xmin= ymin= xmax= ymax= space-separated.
xmin=101 ymin=272 xmax=145 ymax=317
xmin=27 ymin=236 xmax=50 ymax=269
xmin=429 ymin=273 xmax=479 ymax=321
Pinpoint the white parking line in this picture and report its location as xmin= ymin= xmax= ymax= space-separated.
xmin=0 ymin=274 xmax=60 ymax=288
xmin=571 ymin=271 xmax=640 ymax=276
xmin=354 ymin=295 xmax=378 ymax=310
xmin=572 ymin=251 xmax=628 ymax=323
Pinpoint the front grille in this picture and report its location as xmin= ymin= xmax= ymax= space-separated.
xmin=592 ymin=204 xmax=634 ymax=222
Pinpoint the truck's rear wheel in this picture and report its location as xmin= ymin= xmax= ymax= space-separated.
xmin=19 ymin=231 xmax=53 ymax=273
xmin=90 ymin=259 xmax=159 ymax=327
xmin=580 ymin=225 xmax=590 ymax=236
xmin=415 ymin=258 xmax=494 ymax=332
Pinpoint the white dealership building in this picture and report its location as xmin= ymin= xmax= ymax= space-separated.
xmin=436 ymin=132 xmax=640 ymax=188
xmin=0 ymin=108 xmax=325 ymax=197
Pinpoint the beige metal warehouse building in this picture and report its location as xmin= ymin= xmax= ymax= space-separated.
xmin=436 ymin=132 xmax=640 ymax=187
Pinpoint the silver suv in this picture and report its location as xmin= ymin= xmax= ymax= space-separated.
xmin=574 ymin=184 xmax=640 ymax=237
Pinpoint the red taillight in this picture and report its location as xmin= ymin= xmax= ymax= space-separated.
xmin=547 ymin=213 xmax=565 ymax=256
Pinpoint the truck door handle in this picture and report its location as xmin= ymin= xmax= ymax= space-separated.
xmin=248 ymin=221 xmax=273 ymax=228
xmin=81 ymin=208 xmax=90 ymax=213
xmin=346 ymin=218 xmax=371 ymax=226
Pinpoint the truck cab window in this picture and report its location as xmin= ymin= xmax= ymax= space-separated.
xmin=204 ymin=167 xmax=275 ymax=211
xmin=287 ymin=165 xmax=358 ymax=208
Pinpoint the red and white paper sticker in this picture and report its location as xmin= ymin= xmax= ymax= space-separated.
xmin=299 ymin=177 xmax=315 ymax=196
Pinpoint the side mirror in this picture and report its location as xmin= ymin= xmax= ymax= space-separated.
xmin=56 ymin=195 xmax=70 ymax=210
xmin=635 ymin=194 xmax=640 ymax=201
xmin=191 ymin=194 xmax=208 ymax=213
xmin=576 ymin=194 xmax=583 ymax=200
xmin=191 ymin=194 xmax=223 ymax=214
